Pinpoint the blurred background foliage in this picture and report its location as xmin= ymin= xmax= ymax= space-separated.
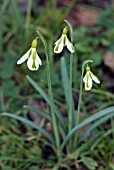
xmin=1 ymin=0 xmax=114 ymax=169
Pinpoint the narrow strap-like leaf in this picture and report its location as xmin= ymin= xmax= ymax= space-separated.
xmin=83 ymin=112 xmax=114 ymax=138
xmin=61 ymin=57 xmax=69 ymax=105
xmin=1 ymin=112 xmax=55 ymax=145
xmin=10 ymin=0 xmax=23 ymax=31
xmin=61 ymin=57 xmax=75 ymax=124
xmin=24 ymin=105 xmax=51 ymax=121
xmin=61 ymin=106 xmax=114 ymax=149
xmin=26 ymin=75 xmax=66 ymax=130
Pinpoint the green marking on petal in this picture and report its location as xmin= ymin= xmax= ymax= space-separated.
xmin=71 ymin=46 xmax=73 ymax=50
xmin=86 ymin=76 xmax=89 ymax=88
xmin=54 ymin=35 xmax=64 ymax=52
xmin=65 ymin=35 xmax=75 ymax=53
xmin=55 ymin=45 xmax=59 ymax=52
xmin=90 ymin=71 xmax=93 ymax=80
xmin=58 ymin=36 xmax=64 ymax=45
xmin=31 ymin=49 xmax=37 ymax=69
xmin=86 ymin=72 xmax=90 ymax=88
xmin=32 ymin=50 xmax=36 ymax=61
xmin=71 ymin=46 xmax=75 ymax=51
xmin=32 ymin=61 xmax=36 ymax=69
xmin=64 ymin=35 xmax=66 ymax=45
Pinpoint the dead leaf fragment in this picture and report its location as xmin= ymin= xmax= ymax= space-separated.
xmin=103 ymin=51 xmax=114 ymax=72
xmin=75 ymin=5 xmax=99 ymax=26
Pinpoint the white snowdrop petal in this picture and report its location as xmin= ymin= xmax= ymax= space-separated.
xmin=54 ymin=34 xmax=64 ymax=53
xmin=36 ymin=54 xmax=42 ymax=65
xmin=17 ymin=49 xmax=31 ymax=64
xmin=27 ymin=54 xmax=34 ymax=71
xmin=91 ymin=72 xmax=100 ymax=84
xmin=87 ymin=74 xmax=92 ymax=90
xmin=27 ymin=50 xmax=39 ymax=71
xmin=54 ymin=34 xmax=64 ymax=45
xmin=84 ymin=72 xmax=92 ymax=90
xmin=65 ymin=35 xmax=75 ymax=53
xmin=83 ymin=74 xmax=87 ymax=83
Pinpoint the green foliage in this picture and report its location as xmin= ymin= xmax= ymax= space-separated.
xmin=1 ymin=112 xmax=55 ymax=145
xmin=1 ymin=0 xmax=114 ymax=169
xmin=61 ymin=106 xmax=114 ymax=149
xmin=26 ymin=75 xmax=66 ymax=130
xmin=1 ymin=80 xmax=19 ymax=97
xmin=0 ymin=125 xmax=45 ymax=170
xmin=109 ymin=163 xmax=114 ymax=170
xmin=81 ymin=156 xmax=98 ymax=170
xmin=60 ymin=57 xmax=70 ymax=105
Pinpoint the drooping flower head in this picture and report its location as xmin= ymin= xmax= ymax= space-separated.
xmin=83 ymin=66 xmax=100 ymax=90
xmin=17 ymin=38 xmax=42 ymax=71
xmin=54 ymin=27 xmax=75 ymax=54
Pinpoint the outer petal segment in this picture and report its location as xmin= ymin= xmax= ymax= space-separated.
xmin=65 ymin=35 xmax=75 ymax=53
xmin=90 ymin=72 xmax=100 ymax=84
xmin=17 ymin=48 xmax=31 ymax=64
xmin=54 ymin=34 xmax=64 ymax=53
xmin=36 ymin=53 xmax=42 ymax=66
xmin=27 ymin=48 xmax=42 ymax=71
xmin=83 ymin=72 xmax=92 ymax=90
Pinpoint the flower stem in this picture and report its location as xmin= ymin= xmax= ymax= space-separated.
xmin=77 ymin=66 xmax=84 ymax=124
xmin=64 ymin=20 xmax=74 ymax=152
xmin=68 ymin=53 xmax=73 ymax=132
xmin=25 ymin=0 xmax=32 ymax=39
xmin=73 ymin=64 xmax=84 ymax=148
xmin=68 ymin=31 xmax=74 ymax=153
xmin=73 ymin=60 xmax=93 ymax=149
xmin=45 ymin=49 xmax=60 ymax=151
xmin=68 ymin=52 xmax=74 ymax=153
xmin=64 ymin=20 xmax=74 ymax=134
xmin=36 ymin=30 xmax=61 ymax=156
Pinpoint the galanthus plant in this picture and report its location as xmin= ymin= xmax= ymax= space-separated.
xmin=17 ymin=38 xmax=42 ymax=71
xmin=2 ymin=20 xmax=114 ymax=170
xmin=83 ymin=66 xmax=100 ymax=90
xmin=54 ymin=27 xmax=75 ymax=53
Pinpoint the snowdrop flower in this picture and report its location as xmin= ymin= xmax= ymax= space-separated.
xmin=83 ymin=66 xmax=100 ymax=90
xmin=17 ymin=39 xmax=42 ymax=71
xmin=54 ymin=27 xmax=75 ymax=54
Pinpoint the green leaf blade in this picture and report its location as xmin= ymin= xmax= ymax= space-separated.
xmin=61 ymin=106 xmax=114 ymax=149
xmin=81 ymin=156 xmax=98 ymax=170
xmin=26 ymin=75 xmax=66 ymax=131
xmin=1 ymin=112 xmax=55 ymax=145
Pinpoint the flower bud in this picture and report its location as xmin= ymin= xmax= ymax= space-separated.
xmin=31 ymin=39 xmax=37 ymax=48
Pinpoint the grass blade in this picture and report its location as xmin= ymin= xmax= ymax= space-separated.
xmin=83 ymin=112 xmax=114 ymax=137
xmin=91 ymin=127 xmax=114 ymax=150
xmin=61 ymin=57 xmax=75 ymax=124
xmin=10 ymin=0 xmax=23 ymax=31
xmin=0 ymin=0 xmax=10 ymax=15
xmin=0 ymin=0 xmax=10 ymax=55
xmin=61 ymin=106 xmax=114 ymax=149
xmin=24 ymin=105 xmax=51 ymax=121
xmin=1 ymin=112 xmax=55 ymax=145
xmin=60 ymin=57 xmax=69 ymax=105
xmin=25 ymin=0 xmax=32 ymax=39
xmin=26 ymin=75 xmax=66 ymax=130
xmin=24 ymin=105 xmax=66 ymax=141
